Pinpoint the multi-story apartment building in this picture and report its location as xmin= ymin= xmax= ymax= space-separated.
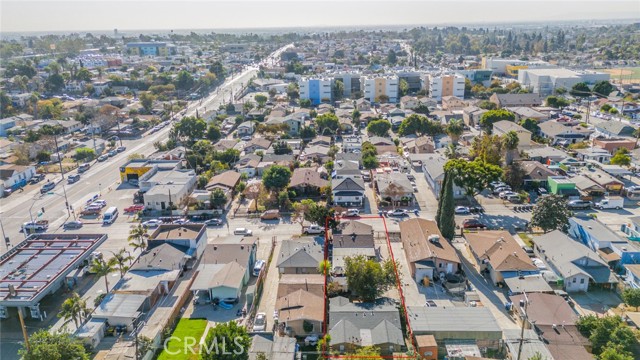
xmin=126 ymin=42 xmax=177 ymax=56
xmin=361 ymin=75 xmax=399 ymax=103
xmin=428 ymin=74 xmax=465 ymax=101
xmin=332 ymin=72 xmax=361 ymax=98
xmin=299 ymin=77 xmax=333 ymax=105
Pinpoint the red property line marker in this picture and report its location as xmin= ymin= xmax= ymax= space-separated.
xmin=321 ymin=215 xmax=418 ymax=360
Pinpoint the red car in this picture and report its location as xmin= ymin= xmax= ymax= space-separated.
xmin=124 ymin=204 xmax=145 ymax=213
xmin=462 ymin=218 xmax=487 ymax=229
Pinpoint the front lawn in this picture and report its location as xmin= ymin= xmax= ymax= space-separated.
xmin=157 ymin=318 xmax=208 ymax=360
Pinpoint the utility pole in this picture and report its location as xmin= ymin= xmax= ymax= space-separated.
xmin=53 ymin=132 xmax=65 ymax=179
xmin=516 ymin=291 xmax=530 ymax=360
xmin=18 ymin=307 xmax=30 ymax=352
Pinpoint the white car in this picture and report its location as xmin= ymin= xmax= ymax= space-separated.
xmin=454 ymin=206 xmax=470 ymax=214
xmin=252 ymin=260 xmax=266 ymax=276
xmin=142 ymin=219 xmax=163 ymax=228
xmin=342 ymin=209 xmax=360 ymax=217
xmin=499 ymin=191 xmax=518 ymax=199
xmin=233 ymin=228 xmax=253 ymax=236
xmin=387 ymin=209 xmax=408 ymax=217
xmin=91 ymin=200 xmax=107 ymax=208
xmin=252 ymin=313 xmax=266 ymax=332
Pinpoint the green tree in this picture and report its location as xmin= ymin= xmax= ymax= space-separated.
xmin=292 ymin=199 xmax=314 ymax=232
xmin=502 ymin=130 xmax=520 ymax=165
xmin=210 ymin=188 xmax=228 ymax=208
xmin=173 ymin=116 xmax=207 ymax=142
xmin=504 ymin=161 xmax=526 ymax=191
xmin=445 ymin=118 xmax=464 ymax=144
xmin=209 ymin=60 xmax=225 ymax=78
xmin=519 ymin=118 xmax=540 ymax=134
xmin=397 ymin=114 xmax=426 ymax=136
xmin=610 ymin=148 xmax=631 ymax=166
xmin=262 ymin=165 xmax=292 ymax=190
xmin=332 ymin=79 xmax=344 ymax=100
xmin=128 ymin=224 xmax=148 ymax=251
xmin=344 ymin=255 xmax=396 ymax=301
xmin=598 ymin=346 xmax=634 ymax=360
xmin=305 ymin=202 xmax=339 ymax=230
xmin=315 ymin=113 xmax=340 ymax=135
xmin=254 ymin=94 xmax=268 ymax=107
xmin=399 ymin=79 xmax=409 ymax=97
xmin=201 ymin=321 xmax=251 ymax=360
xmin=362 ymin=155 xmax=379 ymax=170
xmin=479 ymin=109 xmax=516 ymax=133
xmin=438 ymin=171 xmax=456 ymax=240
xmin=530 ymin=194 xmax=572 ymax=233
xmin=37 ymin=99 xmax=63 ymax=119
xmin=413 ymin=103 xmax=430 ymax=115
xmin=74 ymin=147 xmax=96 ymax=161
xmin=75 ymin=67 xmax=92 ymax=82
xmin=366 ymin=119 xmax=391 ymax=136
xmin=444 ymin=159 xmax=503 ymax=196
xmin=345 ymin=346 xmax=383 ymax=359
xmin=570 ymin=82 xmax=591 ymax=97
xmin=90 ymin=257 xmax=115 ymax=293
xmin=478 ymin=100 xmax=497 ymax=110
xmin=58 ymin=292 xmax=89 ymax=328
xmin=19 ymin=329 xmax=89 ymax=360
xmin=577 ymin=315 xmax=637 ymax=355
xmin=174 ymin=70 xmax=194 ymax=90
xmin=300 ymin=126 xmax=316 ymax=139
xmin=36 ymin=151 xmax=51 ymax=163
xmin=622 ymin=288 xmax=640 ymax=311
xmin=109 ymin=248 xmax=133 ymax=278
xmin=545 ymin=95 xmax=570 ymax=108
xmin=386 ymin=49 xmax=397 ymax=65
xmin=45 ymin=73 xmax=65 ymax=92
xmin=287 ymin=83 xmax=300 ymax=100
xmin=593 ymin=81 xmax=615 ymax=97
xmin=206 ymin=124 xmax=222 ymax=142
xmin=139 ymin=91 xmax=155 ymax=113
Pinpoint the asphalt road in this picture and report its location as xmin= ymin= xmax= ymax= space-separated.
xmin=0 ymin=43 xmax=293 ymax=253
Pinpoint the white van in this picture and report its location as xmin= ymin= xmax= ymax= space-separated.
xmin=102 ymin=207 xmax=119 ymax=225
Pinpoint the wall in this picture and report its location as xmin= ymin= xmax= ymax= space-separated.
xmin=565 ymin=274 xmax=590 ymax=292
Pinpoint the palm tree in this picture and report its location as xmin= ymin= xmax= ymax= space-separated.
xmin=90 ymin=258 xmax=115 ymax=293
xmin=502 ymin=130 xmax=520 ymax=165
xmin=128 ymin=224 xmax=148 ymax=252
xmin=445 ymin=119 xmax=464 ymax=144
xmin=58 ymin=292 xmax=89 ymax=328
xmin=444 ymin=143 xmax=460 ymax=159
xmin=109 ymin=249 xmax=133 ymax=278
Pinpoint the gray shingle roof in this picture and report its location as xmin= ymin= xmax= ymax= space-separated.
xmin=277 ymin=238 xmax=324 ymax=268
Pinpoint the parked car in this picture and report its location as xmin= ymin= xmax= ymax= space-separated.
xmin=499 ymin=191 xmax=518 ymax=199
xmin=142 ymin=219 xmax=163 ymax=228
xmin=462 ymin=218 xmax=487 ymax=229
xmin=454 ymin=206 xmax=470 ymax=214
xmin=63 ymin=220 xmax=84 ymax=229
xmin=67 ymin=174 xmax=80 ymax=184
xmin=260 ymin=209 xmax=280 ymax=220
xmin=493 ymin=186 xmax=511 ymax=195
xmin=505 ymin=194 xmax=521 ymax=203
xmin=78 ymin=163 xmax=91 ymax=173
xmin=107 ymin=150 xmax=117 ymax=157
xmin=91 ymin=200 xmax=107 ymax=208
xmin=304 ymin=225 xmax=324 ymax=235
xmin=97 ymin=154 xmax=108 ymax=162
xmin=124 ymin=204 xmax=145 ymax=213
xmin=233 ymin=227 xmax=253 ymax=236
xmin=387 ymin=209 xmax=409 ymax=217
xmin=241 ymin=136 xmax=252 ymax=141
xmin=342 ymin=208 xmax=360 ymax=217
xmin=172 ymin=218 xmax=189 ymax=225
xmin=537 ymin=188 xmax=548 ymax=196
xmin=29 ymin=174 xmax=45 ymax=184
xmin=253 ymin=260 xmax=266 ymax=276
xmin=491 ymin=181 xmax=507 ymax=189
xmin=567 ymin=200 xmax=592 ymax=210
xmin=116 ymin=146 xmax=126 ymax=152
xmin=252 ymin=313 xmax=267 ymax=332
xmin=204 ymin=218 xmax=223 ymax=226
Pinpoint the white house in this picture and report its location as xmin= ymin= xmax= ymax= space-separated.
xmin=237 ymin=121 xmax=255 ymax=136
xmin=0 ymin=164 xmax=36 ymax=190
xmin=332 ymin=177 xmax=365 ymax=207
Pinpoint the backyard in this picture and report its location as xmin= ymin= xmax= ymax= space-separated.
xmin=157 ymin=318 xmax=209 ymax=360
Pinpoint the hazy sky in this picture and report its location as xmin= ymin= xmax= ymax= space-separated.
xmin=1 ymin=0 xmax=639 ymax=33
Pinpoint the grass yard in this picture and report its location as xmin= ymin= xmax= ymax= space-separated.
xmin=157 ymin=318 xmax=208 ymax=360
xmin=517 ymin=232 xmax=533 ymax=247
xmin=598 ymin=67 xmax=640 ymax=84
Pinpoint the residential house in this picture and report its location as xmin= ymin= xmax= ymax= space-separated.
xmin=276 ymin=289 xmax=324 ymax=336
xmin=575 ymin=148 xmax=612 ymax=164
xmin=409 ymin=136 xmax=435 ymax=154
xmin=492 ymin=120 xmax=531 ymax=147
xmin=248 ymin=335 xmax=296 ymax=360
xmin=332 ymin=177 xmax=365 ymax=207
xmin=289 ymin=167 xmax=328 ymax=195
xmin=519 ymin=161 xmax=557 ymax=189
xmin=465 ymin=231 xmax=538 ymax=285
xmin=509 ymin=293 xmax=590 ymax=360
xmin=569 ymin=215 xmax=640 ymax=266
xmin=308 ymin=136 xmax=332 ymax=147
xmin=342 ymin=135 xmax=361 ymax=152
xmin=237 ymin=121 xmax=255 ymax=136
xmin=277 ymin=238 xmax=324 ymax=274
xmin=277 ymin=274 xmax=325 ymax=299
xmin=441 ymin=95 xmax=466 ymax=110
xmin=148 ymin=224 xmax=208 ymax=261
xmin=595 ymin=121 xmax=637 ymax=138
xmin=524 ymin=146 xmax=570 ymax=164
xmin=244 ymin=138 xmax=272 ymax=154
xmin=593 ymin=138 xmax=636 ymax=155
xmin=400 ymin=219 xmax=460 ymax=282
xmin=582 ymin=168 xmax=624 ymax=194
xmin=0 ymin=164 xmax=36 ymax=190
xmin=418 ymin=153 xmax=464 ymax=199
xmin=333 ymin=159 xmax=362 ymax=180
xmin=355 ymin=98 xmax=371 ymax=112
xmin=400 ymin=96 xmax=419 ymax=110
xmin=505 ymin=107 xmax=548 ymax=122
xmin=368 ymin=136 xmax=394 ymax=146
xmin=538 ymin=120 xmax=592 ymax=145
xmin=462 ymin=106 xmax=487 ymax=127
xmin=375 ymin=172 xmax=414 ymax=207
xmin=489 ymin=93 xmax=542 ymax=108
xmin=328 ymin=296 xmax=405 ymax=354
xmin=624 ymin=264 xmax=640 ymax=289
xmin=235 ymin=158 xmax=260 ymax=178
xmin=212 ymin=139 xmax=238 ymax=152
xmin=332 ymin=221 xmax=376 ymax=275
xmin=205 ymin=170 xmax=241 ymax=192
xmin=300 ymin=145 xmax=331 ymax=163
xmin=572 ymin=175 xmax=606 ymax=196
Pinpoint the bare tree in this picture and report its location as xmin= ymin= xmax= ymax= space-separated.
xmin=383 ymin=183 xmax=405 ymax=209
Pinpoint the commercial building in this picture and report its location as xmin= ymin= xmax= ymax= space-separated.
xmin=126 ymin=42 xmax=177 ymax=56
xmin=0 ymin=234 xmax=108 ymax=319
xmin=299 ymin=77 xmax=333 ymax=105
xmin=427 ymin=74 xmax=465 ymax=101
xmin=119 ymin=159 xmax=182 ymax=183
xmin=455 ymin=69 xmax=493 ymax=87
xmin=361 ymin=75 xmax=399 ymax=103
xmin=481 ymin=57 xmax=553 ymax=76
xmin=518 ymin=68 xmax=611 ymax=96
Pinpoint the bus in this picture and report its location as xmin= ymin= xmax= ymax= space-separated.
xmin=102 ymin=207 xmax=119 ymax=225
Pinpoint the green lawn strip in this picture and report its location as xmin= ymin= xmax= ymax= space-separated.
xmin=157 ymin=318 xmax=208 ymax=360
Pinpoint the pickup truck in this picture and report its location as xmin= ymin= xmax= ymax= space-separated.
xmin=593 ymin=196 xmax=624 ymax=210
xmin=124 ymin=204 xmax=145 ymax=213
xmin=304 ymin=225 xmax=324 ymax=235
xmin=22 ymin=220 xmax=49 ymax=232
